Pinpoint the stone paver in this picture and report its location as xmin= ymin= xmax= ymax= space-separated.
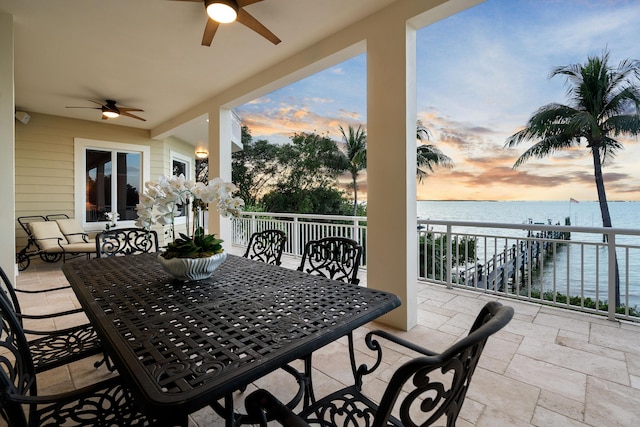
xmin=8 ymin=248 xmax=640 ymax=427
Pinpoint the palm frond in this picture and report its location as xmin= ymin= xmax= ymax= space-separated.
xmin=603 ymin=114 xmax=640 ymax=136
xmin=416 ymin=144 xmax=454 ymax=182
xmin=512 ymin=135 xmax=579 ymax=168
xmin=417 ymin=120 xmax=432 ymax=141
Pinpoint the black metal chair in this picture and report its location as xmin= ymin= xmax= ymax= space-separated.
xmin=95 ymin=228 xmax=159 ymax=257
xmin=0 ymin=266 xmax=104 ymax=374
xmin=0 ymin=289 xmax=161 ymax=427
xmin=245 ymin=301 xmax=514 ymax=427
xmin=243 ymin=229 xmax=287 ymax=266
xmin=297 ymin=236 xmax=362 ymax=285
xmin=276 ymin=237 xmax=363 ymax=411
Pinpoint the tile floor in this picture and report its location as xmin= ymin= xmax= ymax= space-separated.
xmin=7 ymin=247 xmax=640 ymax=426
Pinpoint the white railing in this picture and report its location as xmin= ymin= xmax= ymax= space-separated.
xmin=419 ymin=219 xmax=640 ymax=322
xmin=232 ymin=212 xmax=367 ymax=265
xmin=231 ymin=212 xmax=640 ymax=322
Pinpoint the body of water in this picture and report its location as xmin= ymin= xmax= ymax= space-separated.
xmin=417 ymin=200 xmax=639 ymax=229
xmin=417 ymin=200 xmax=640 ymax=308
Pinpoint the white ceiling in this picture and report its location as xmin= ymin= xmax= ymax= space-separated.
xmin=2 ymin=0 xmax=398 ymax=145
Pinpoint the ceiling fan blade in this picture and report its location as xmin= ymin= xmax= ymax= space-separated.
xmin=120 ymin=111 xmax=147 ymax=122
xmin=237 ymin=0 xmax=263 ymax=6
xmin=89 ymin=100 xmax=105 ymax=106
xmin=171 ymin=0 xmax=202 ymax=2
xmin=66 ymin=106 xmax=101 ymax=110
xmin=237 ymin=8 xmax=281 ymax=45
xmin=202 ymin=18 xmax=220 ymax=46
xmin=119 ymin=107 xmax=144 ymax=113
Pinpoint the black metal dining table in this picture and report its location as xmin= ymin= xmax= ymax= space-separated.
xmin=62 ymin=252 xmax=401 ymax=425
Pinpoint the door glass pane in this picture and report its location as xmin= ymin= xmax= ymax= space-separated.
xmin=172 ymin=159 xmax=188 ymax=217
xmin=117 ymin=152 xmax=141 ymax=221
xmin=86 ymin=149 xmax=112 ymax=222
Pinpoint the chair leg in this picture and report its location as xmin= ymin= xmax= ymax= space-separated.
xmin=347 ymin=332 xmax=361 ymax=389
xmin=303 ymin=353 xmax=315 ymax=407
xmin=94 ymin=351 xmax=116 ymax=372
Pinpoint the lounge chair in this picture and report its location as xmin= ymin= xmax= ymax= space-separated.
xmin=16 ymin=215 xmax=96 ymax=270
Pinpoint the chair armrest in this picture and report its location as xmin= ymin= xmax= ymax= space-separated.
xmin=5 ymin=376 xmax=159 ymax=425
xmin=367 ymin=330 xmax=438 ymax=357
xmin=15 ymin=284 xmax=71 ymax=294
xmin=23 ymin=322 xmax=94 ymax=337
xmin=32 ymin=236 xmax=64 ymax=242
xmin=64 ymin=231 xmax=91 ymax=243
xmin=245 ymin=390 xmax=310 ymax=427
xmin=18 ymin=307 xmax=84 ymax=320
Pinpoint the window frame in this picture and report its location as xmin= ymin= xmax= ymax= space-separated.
xmin=74 ymin=138 xmax=150 ymax=231
xmin=170 ymin=151 xmax=193 ymax=227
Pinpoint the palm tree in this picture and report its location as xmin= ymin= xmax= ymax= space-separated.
xmin=339 ymin=125 xmax=367 ymax=216
xmin=416 ymin=120 xmax=454 ymax=183
xmin=505 ymin=50 xmax=640 ymax=307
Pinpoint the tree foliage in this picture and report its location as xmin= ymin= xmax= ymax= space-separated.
xmin=232 ymin=126 xmax=281 ymax=208
xmin=232 ymin=128 xmax=347 ymax=214
xmin=416 ymin=120 xmax=454 ymax=183
xmin=338 ymin=125 xmax=367 ymax=216
xmin=275 ymin=132 xmax=346 ymax=192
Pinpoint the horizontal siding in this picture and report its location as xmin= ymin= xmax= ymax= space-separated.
xmin=14 ymin=112 xmax=182 ymax=254
xmin=16 ymin=190 xmax=74 ymax=201
xmin=16 ymin=158 xmax=74 ymax=171
xmin=15 ymin=176 xmax=71 ymax=186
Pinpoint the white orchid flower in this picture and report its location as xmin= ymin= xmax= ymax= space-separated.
xmin=135 ymin=174 xmax=244 ymax=239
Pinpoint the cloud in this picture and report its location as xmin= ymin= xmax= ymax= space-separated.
xmin=235 ymin=0 xmax=640 ymax=201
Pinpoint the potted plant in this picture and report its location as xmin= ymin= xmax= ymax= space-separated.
xmin=135 ymin=174 xmax=244 ymax=280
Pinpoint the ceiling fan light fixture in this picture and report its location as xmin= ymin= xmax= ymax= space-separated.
xmin=205 ymin=0 xmax=238 ymax=23
xmin=102 ymin=110 xmax=119 ymax=119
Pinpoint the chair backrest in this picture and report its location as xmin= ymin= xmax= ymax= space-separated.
xmin=297 ymin=237 xmax=362 ymax=285
xmin=95 ymin=228 xmax=158 ymax=258
xmin=372 ymin=301 xmax=514 ymax=427
xmin=0 ymin=288 xmax=38 ymax=427
xmin=28 ymin=221 xmax=67 ymax=252
xmin=54 ymin=218 xmax=91 ymax=244
xmin=16 ymin=215 xmax=47 ymax=236
xmin=243 ymin=229 xmax=287 ymax=266
xmin=0 ymin=266 xmax=22 ymax=319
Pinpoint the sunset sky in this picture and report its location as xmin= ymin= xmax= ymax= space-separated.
xmin=235 ymin=0 xmax=640 ymax=202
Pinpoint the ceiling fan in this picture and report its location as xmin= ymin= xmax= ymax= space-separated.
xmin=65 ymin=100 xmax=146 ymax=121
xmin=172 ymin=0 xmax=281 ymax=46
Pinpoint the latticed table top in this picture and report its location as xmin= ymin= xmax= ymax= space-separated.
xmin=62 ymin=253 xmax=400 ymax=417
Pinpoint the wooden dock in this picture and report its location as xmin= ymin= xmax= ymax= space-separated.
xmin=459 ymin=228 xmax=571 ymax=292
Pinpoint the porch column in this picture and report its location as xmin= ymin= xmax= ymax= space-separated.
xmin=366 ymin=18 xmax=417 ymax=330
xmin=207 ymin=107 xmax=233 ymax=245
xmin=0 ymin=13 xmax=16 ymax=283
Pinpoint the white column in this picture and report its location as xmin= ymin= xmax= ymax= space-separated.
xmin=366 ymin=19 xmax=418 ymax=331
xmin=207 ymin=107 xmax=233 ymax=245
xmin=0 ymin=13 xmax=16 ymax=283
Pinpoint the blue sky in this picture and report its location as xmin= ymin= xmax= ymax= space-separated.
xmin=235 ymin=0 xmax=640 ymax=201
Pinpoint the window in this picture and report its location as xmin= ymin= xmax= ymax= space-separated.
xmin=170 ymin=151 xmax=193 ymax=219
xmin=75 ymin=139 xmax=150 ymax=229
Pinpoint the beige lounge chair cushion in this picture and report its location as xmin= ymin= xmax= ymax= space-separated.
xmin=55 ymin=218 xmax=94 ymax=244
xmin=63 ymin=242 xmax=96 ymax=253
xmin=29 ymin=221 xmax=67 ymax=252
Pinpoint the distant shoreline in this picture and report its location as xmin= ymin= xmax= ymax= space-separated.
xmin=416 ymin=199 xmax=635 ymax=203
